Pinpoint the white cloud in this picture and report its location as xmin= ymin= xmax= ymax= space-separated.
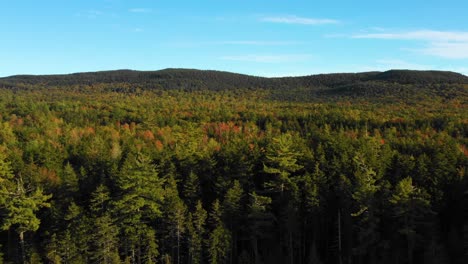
xmin=353 ymin=30 xmax=468 ymax=42
xmin=353 ymin=30 xmax=468 ymax=59
xmin=219 ymin=54 xmax=312 ymax=63
xmin=421 ymin=42 xmax=468 ymax=59
xmin=260 ymin=15 xmax=339 ymax=25
xmin=129 ymin=8 xmax=152 ymax=13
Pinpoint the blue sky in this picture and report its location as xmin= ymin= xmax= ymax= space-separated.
xmin=1 ymin=0 xmax=468 ymax=77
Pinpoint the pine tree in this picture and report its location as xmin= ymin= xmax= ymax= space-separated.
xmin=0 ymin=152 xmax=51 ymax=263
xmin=300 ymin=164 xmax=324 ymax=264
xmin=263 ymin=133 xmax=304 ymax=263
xmin=60 ymin=162 xmax=79 ymax=199
xmin=263 ymin=133 xmax=303 ymax=195
xmin=112 ymin=152 xmax=164 ymax=263
xmin=45 ymin=233 xmax=62 ymax=264
xmin=222 ymin=180 xmax=243 ymax=264
xmin=142 ymin=228 xmax=159 ymax=264
xmin=63 ymin=202 xmax=91 ymax=263
xmin=92 ymin=214 xmax=121 ymax=264
xmin=187 ymin=201 xmax=206 ymax=264
xmin=162 ymin=175 xmax=187 ymax=264
xmin=89 ymin=186 xmax=121 ymax=264
xmin=183 ymin=171 xmax=200 ymax=210
xmin=207 ymin=200 xmax=231 ymax=264
xmin=350 ymin=154 xmax=381 ymax=261
xmin=247 ymin=192 xmax=275 ymax=264
xmin=390 ymin=177 xmax=432 ymax=264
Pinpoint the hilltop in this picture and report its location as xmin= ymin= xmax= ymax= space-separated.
xmin=1 ymin=68 xmax=467 ymax=101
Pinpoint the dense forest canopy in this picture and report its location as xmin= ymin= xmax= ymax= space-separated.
xmin=0 ymin=69 xmax=467 ymax=264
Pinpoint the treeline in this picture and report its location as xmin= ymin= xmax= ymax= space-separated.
xmin=0 ymin=80 xmax=467 ymax=264
xmin=1 ymin=69 xmax=467 ymax=96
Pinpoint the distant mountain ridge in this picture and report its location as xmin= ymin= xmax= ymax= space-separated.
xmin=1 ymin=69 xmax=467 ymax=101
xmin=2 ymin=68 xmax=467 ymax=86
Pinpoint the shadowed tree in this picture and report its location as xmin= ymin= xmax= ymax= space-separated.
xmin=207 ymin=200 xmax=231 ymax=264
xmin=390 ymin=177 xmax=432 ymax=264
xmin=113 ymin=152 xmax=164 ymax=263
xmin=187 ymin=200 xmax=206 ymax=264
xmin=0 ymin=152 xmax=51 ymax=264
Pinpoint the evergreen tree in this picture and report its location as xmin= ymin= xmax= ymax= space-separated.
xmin=0 ymin=152 xmax=51 ymax=263
xmin=162 ymin=175 xmax=187 ymax=264
xmin=112 ymin=152 xmax=164 ymax=263
xmin=207 ymin=200 xmax=231 ymax=264
xmin=183 ymin=171 xmax=201 ymax=209
xmin=89 ymin=185 xmax=121 ymax=264
xmin=222 ymin=180 xmax=243 ymax=264
xmin=389 ymin=177 xmax=432 ymax=264
xmin=92 ymin=214 xmax=121 ymax=264
xmin=263 ymin=133 xmax=303 ymax=195
xmin=248 ymin=192 xmax=275 ymax=264
xmin=187 ymin=201 xmax=206 ymax=264
xmin=350 ymin=154 xmax=381 ymax=261
xmin=63 ymin=202 xmax=91 ymax=263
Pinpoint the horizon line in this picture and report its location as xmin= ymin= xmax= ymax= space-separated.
xmin=0 ymin=67 xmax=466 ymax=79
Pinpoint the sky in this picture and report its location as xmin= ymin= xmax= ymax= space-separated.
xmin=1 ymin=0 xmax=468 ymax=77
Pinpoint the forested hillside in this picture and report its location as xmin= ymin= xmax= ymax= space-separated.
xmin=0 ymin=69 xmax=467 ymax=264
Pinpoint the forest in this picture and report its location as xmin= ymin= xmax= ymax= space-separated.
xmin=0 ymin=69 xmax=467 ymax=264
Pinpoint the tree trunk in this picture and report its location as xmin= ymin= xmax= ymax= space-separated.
xmin=252 ymin=237 xmax=260 ymax=264
xmin=338 ymin=209 xmax=342 ymax=264
xmin=19 ymin=231 xmax=25 ymax=264
xmin=289 ymin=231 xmax=293 ymax=264
xmin=177 ymin=228 xmax=180 ymax=264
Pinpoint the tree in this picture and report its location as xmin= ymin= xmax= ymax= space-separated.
xmin=263 ymin=133 xmax=304 ymax=263
xmin=112 ymin=152 xmax=164 ymax=263
xmin=92 ymin=214 xmax=121 ymax=264
xmin=89 ymin=185 xmax=121 ymax=264
xmin=161 ymin=175 xmax=187 ymax=264
xmin=350 ymin=154 xmax=381 ymax=262
xmin=0 ymin=152 xmax=51 ymax=263
xmin=207 ymin=200 xmax=231 ymax=264
xmin=248 ymin=192 xmax=275 ymax=264
xmin=183 ymin=171 xmax=201 ymax=209
xmin=60 ymin=162 xmax=79 ymax=198
xmin=263 ymin=133 xmax=303 ymax=195
xmin=389 ymin=177 xmax=432 ymax=264
xmin=63 ymin=202 xmax=92 ymax=263
xmin=223 ymin=180 xmax=243 ymax=264
xmin=187 ymin=201 xmax=206 ymax=264
xmin=299 ymin=164 xmax=324 ymax=264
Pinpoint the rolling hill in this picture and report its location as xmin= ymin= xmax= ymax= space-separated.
xmin=1 ymin=69 xmax=467 ymax=101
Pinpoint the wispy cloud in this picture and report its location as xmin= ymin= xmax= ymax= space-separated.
xmin=260 ymin=15 xmax=339 ymax=25
xmin=220 ymin=54 xmax=312 ymax=63
xmin=420 ymin=42 xmax=468 ymax=59
xmin=167 ymin=40 xmax=302 ymax=48
xmin=76 ymin=10 xmax=104 ymax=19
xmin=353 ymin=30 xmax=468 ymax=59
xmin=213 ymin=40 xmax=301 ymax=45
xmin=129 ymin=8 xmax=152 ymax=13
xmin=353 ymin=30 xmax=468 ymax=42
